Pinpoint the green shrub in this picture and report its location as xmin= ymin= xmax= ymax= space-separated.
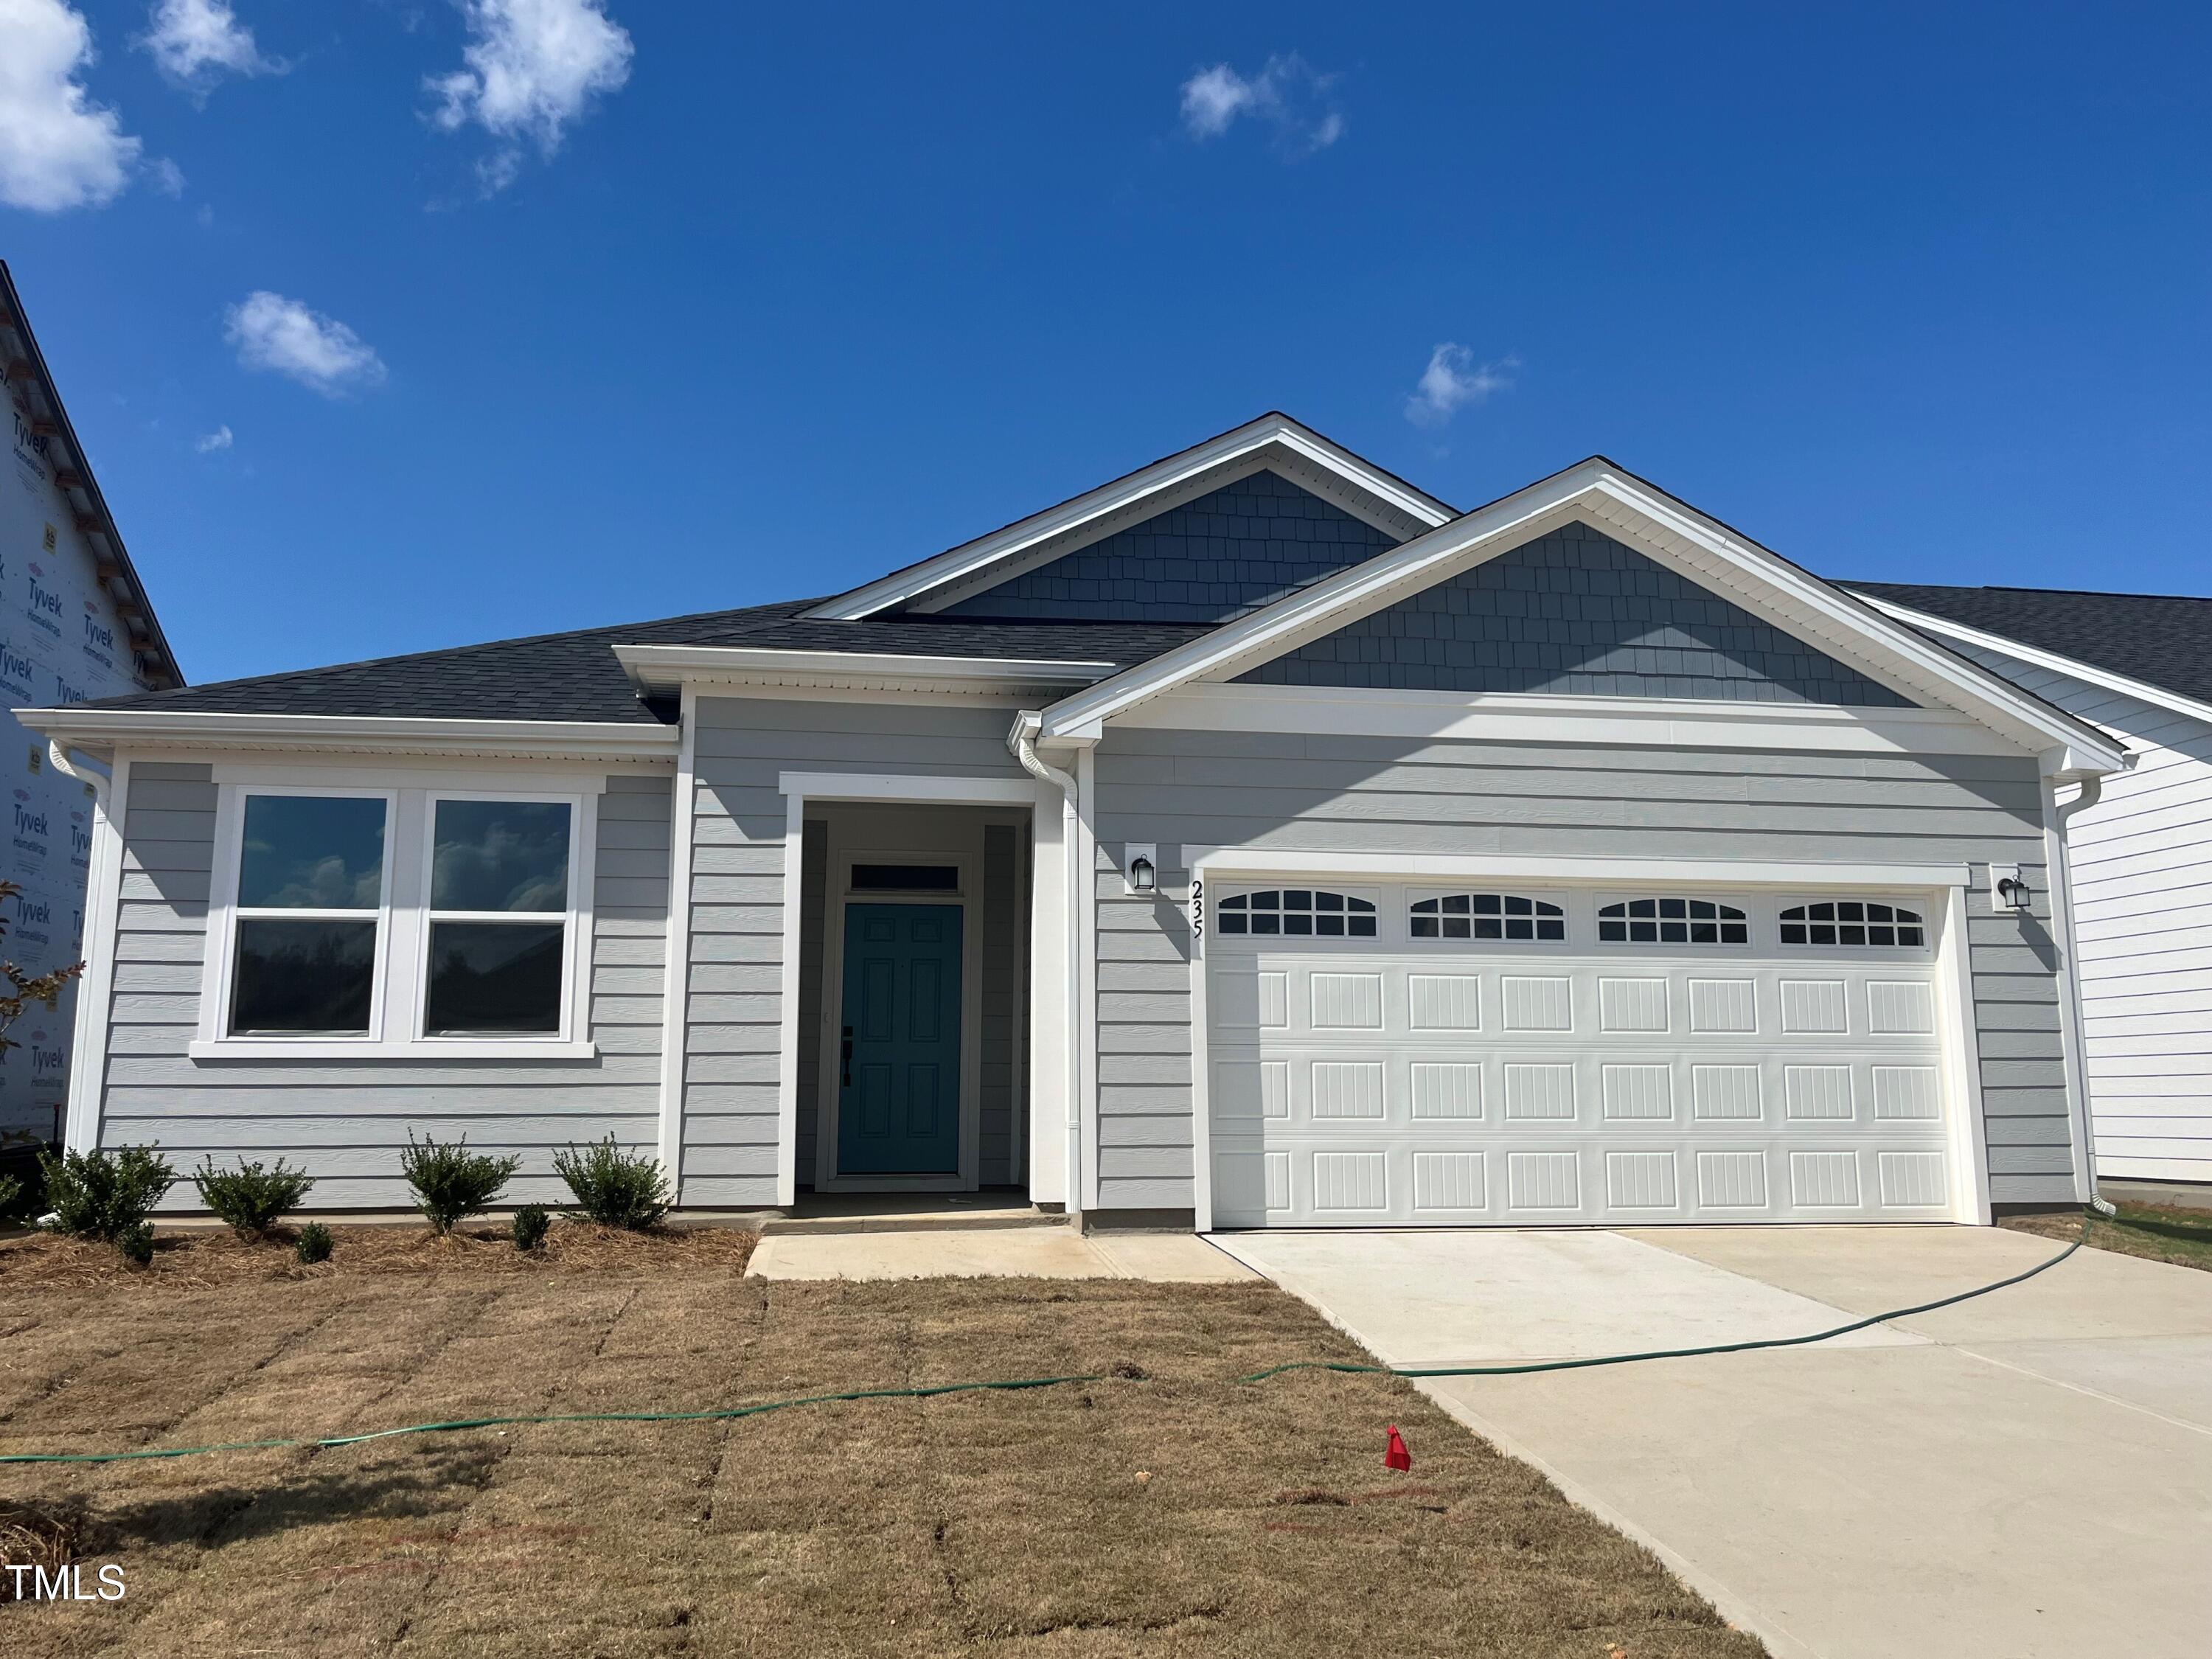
xmin=116 ymin=1221 xmax=155 ymax=1267
xmin=0 ymin=1172 xmax=21 ymax=1222
xmin=511 ymin=1204 xmax=550 ymax=1252
xmin=37 ymin=1144 xmax=177 ymax=1241
xmin=400 ymin=1133 xmax=520 ymax=1234
xmin=294 ymin=1222 xmax=333 ymax=1265
xmin=192 ymin=1156 xmax=316 ymax=1241
xmin=552 ymin=1135 xmax=672 ymax=1231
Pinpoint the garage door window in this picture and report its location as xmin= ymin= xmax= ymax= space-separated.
xmin=1411 ymin=893 xmax=1565 ymax=941
xmin=1599 ymin=897 xmax=1749 ymax=945
xmin=1779 ymin=901 xmax=1925 ymax=948
xmin=1216 ymin=889 xmax=1377 ymax=937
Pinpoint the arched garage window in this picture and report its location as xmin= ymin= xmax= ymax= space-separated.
xmin=1215 ymin=889 xmax=1377 ymax=937
xmin=1779 ymin=900 xmax=1925 ymax=947
xmin=1411 ymin=894 xmax=1565 ymax=941
xmin=1599 ymin=897 xmax=1749 ymax=945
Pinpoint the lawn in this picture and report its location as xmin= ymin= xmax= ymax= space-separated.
xmin=0 ymin=1225 xmax=1764 ymax=1658
xmin=2003 ymin=1200 xmax=2212 ymax=1273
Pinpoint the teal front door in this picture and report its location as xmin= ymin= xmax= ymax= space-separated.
xmin=838 ymin=902 xmax=963 ymax=1176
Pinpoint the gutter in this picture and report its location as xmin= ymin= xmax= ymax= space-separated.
xmin=1010 ymin=711 xmax=1084 ymax=1215
xmin=2049 ymin=769 xmax=2118 ymax=1217
xmin=13 ymin=706 xmax=680 ymax=762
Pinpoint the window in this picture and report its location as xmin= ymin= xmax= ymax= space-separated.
xmin=1411 ymin=893 xmax=1565 ymax=941
xmin=422 ymin=799 xmax=574 ymax=1035
xmin=1215 ymin=888 xmax=1377 ymax=937
xmin=850 ymin=863 xmax=959 ymax=891
xmin=1599 ymin=897 xmax=1749 ymax=945
xmin=206 ymin=785 xmax=591 ymax=1055
xmin=1780 ymin=900 xmax=1924 ymax=948
xmin=228 ymin=794 xmax=388 ymax=1034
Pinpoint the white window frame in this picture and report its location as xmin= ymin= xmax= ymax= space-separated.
xmin=1594 ymin=893 xmax=1755 ymax=949
xmin=192 ymin=782 xmax=598 ymax=1060
xmin=1405 ymin=887 xmax=1569 ymax=945
xmin=1773 ymin=893 xmax=1934 ymax=955
xmin=1209 ymin=883 xmax=1383 ymax=944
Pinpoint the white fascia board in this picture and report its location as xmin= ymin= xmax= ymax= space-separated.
xmin=1856 ymin=594 xmax=2212 ymax=732
xmin=13 ymin=706 xmax=679 ymax=762
xmin=613 ymin=644 xmax=1116 ymax=696
xmin=1117 ymin=682 xmax=2030 ymax=757
xmin=1187 ymin=847 xmax=1972 ymax=891
xmin=1036 ymin=464 xmax=2129 ymax=773
xmin=805 ymin=415 xmax=1456 ymax=622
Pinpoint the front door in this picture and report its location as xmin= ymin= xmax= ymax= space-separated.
xmin=838 ymin=902 xmax=963 ymax=1176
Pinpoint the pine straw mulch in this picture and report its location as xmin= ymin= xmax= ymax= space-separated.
xmin=0 ymin=1220 xmax=756 ymax=1290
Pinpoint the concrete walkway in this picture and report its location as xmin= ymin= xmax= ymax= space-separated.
xmin=1220 ymin=1225 xmax=2212 ymax=1659
xmin=747 ymin=1224 xmax=1259 ymax=1282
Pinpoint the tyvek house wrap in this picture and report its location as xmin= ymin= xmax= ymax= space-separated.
xmin=0 ymin=375 xmax=156 ymax=1144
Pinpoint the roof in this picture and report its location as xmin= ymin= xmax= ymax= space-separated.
xmin=66 ymin=599 xmax=1217 ymax=723
xmin=1844 ymin=582 xmax=2212 ymax=711
xmin=0 ymin=262 xmax=183 ymax=689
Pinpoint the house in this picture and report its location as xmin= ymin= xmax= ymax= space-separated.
xmin=1843 ymin=582 xmax=2212 ymax=1196
xmin=16 ymin=415 xmax=2129 ymax=1228
xmin=0 ymin=262 xmax=183 ymax=1147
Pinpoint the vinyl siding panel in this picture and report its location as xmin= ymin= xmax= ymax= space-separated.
xmin=1945 ymin=642 xmax=2212 ymax=1182
xmin=1091 ymin=723 xmax=2070 ymax=1208
xmin=104 ymin=765 xmax=675 ymax=1211
xmin=680 ymin=695 xmax=1029 ymax=1204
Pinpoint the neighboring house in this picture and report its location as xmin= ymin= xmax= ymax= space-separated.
xmin=1846 ymin=583 xmax=2212 ymax=1193
xmin=0 ymin=263 xmax=183 ymax=1147
xmin=18 ymin=416 xmax=2128 ymax=1228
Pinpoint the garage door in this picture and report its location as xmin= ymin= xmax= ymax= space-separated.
xmin=1205 ymin=883 xmax=1962 ymax=1227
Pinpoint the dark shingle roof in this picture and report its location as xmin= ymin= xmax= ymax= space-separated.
xmin=66 ymin=600 xmax=1217 ymax=723
xmin=1843 ymin=582 xmax=2212 ymax=710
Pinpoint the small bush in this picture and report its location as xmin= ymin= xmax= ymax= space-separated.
xmin=400 ymin=1133 xmax=520 ymax=1235
xmin=116 ymin=1221 xmax=155 ymax=1267
xmin=511 ymin=1204 xmax=550 ymax=1252
xmin=192 ymin=1155 xmax=316 ymax=1241
xmin=0 ymin=1172 xmax=21 ymax=1222
xmin=553 ymin=1135 xmax=672 ymax=1231
xmin=294 ymin=1222 xmax=333 ymax=1265
xmin=37 ymin=1144 xmax=177 ymax=1241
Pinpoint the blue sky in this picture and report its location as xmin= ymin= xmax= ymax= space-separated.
xmin=4 ymin=1 xmax=2208 ymax=686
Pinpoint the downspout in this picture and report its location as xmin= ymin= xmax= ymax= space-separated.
xmin=1010 ymin=712 xmax=1082 ymax=1214
xmin=2048 ymin=768 xmax=2117 ymax=1217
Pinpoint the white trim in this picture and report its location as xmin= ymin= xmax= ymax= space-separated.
xmin=777 ymin=790 xmax=804 ymax=1206
xmin=1935 ymin=884 xmax=1995 ymax=1222
xmin=1025 ymin=784 xmax=1071 ymax=1206
xmin=1032 ymin=464 xmax=2127 ymax=771
xmin=616 ymin=645 xmax=1114 ymax=698
xmin=186 ymin=1037 xmax=598 ymax=1062
xmin=807 ymin=414 xmax=1457 ymax=622
xmin=1114 ymin=682 xmax=2031 ymax=757
xmin=2040 ymin=782 xmax=2096 ymax=1203
xmin=777 ymin=771 xmax=1046 ymax=807
xmin=15 ymin=707 xmax=678 ymax=761
xmin=211 ymin=760 xmax=646 ymax=790
xmin=1076 ymin=745 xmax=1100 ymax=1213
xmin=1184 ymin=849 xmax=1972 ymax=891
xmin=656 ymin=684 xmax=698 ymax=1194
xmin=1857 ymin=594 xmax=2212 ymax=731
xmin=1188 ymin=869 xmax=1213 ymax=1234
xmin=61 ymin=750 xmax=126 ymax=1153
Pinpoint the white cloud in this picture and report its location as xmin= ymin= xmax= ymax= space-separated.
xmin=140 ymin=0 xmax=280 ymax=91
xmin=223 ymin=292 xmax=387 ymax=396
xmin=195 ymin=423 xmax=232 ymax=452
xmin=1178 ymin=54 xmax=1342 ymax=157
xmin=428 ymin=0 xmax=632 ymax=189
xmin=0 ymin=0 xmax=141 ymax=212
xmin=149 ymin=153 xmax=184 ymax=194
xmin=1405 ymin=344 xmax=1514 ymax=428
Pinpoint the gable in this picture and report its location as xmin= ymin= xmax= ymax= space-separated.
xmin=937 ymin=469 xmax=1401 ymax=624
xmin=1236 ymin=521 xmax=1916 ymax=707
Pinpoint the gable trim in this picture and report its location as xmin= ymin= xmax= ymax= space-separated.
xmin=1857 ymin=594 xmax=2212 ymax=731
xmin=805 ymin=414 xmax=1456 ymax=622
xmin=1034 ymin=460 xmax=2128 ymax=773
xmin=612 ymin=644 xmax=1116 ymax=698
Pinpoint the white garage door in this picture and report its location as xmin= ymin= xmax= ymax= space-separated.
xmin=1205 ymin=883 xmax=1963 ymax=1228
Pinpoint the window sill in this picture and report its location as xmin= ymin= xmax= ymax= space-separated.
xmin=188 ymin=1038 xmax=599 ymax=1062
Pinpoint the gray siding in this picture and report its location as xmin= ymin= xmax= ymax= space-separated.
xmin=680 ymin=696 xmax=1031 ymax=1204
xmin=1091 ymin=727 xmax=2073 ymax=1211
xmin=108 ymin=764 xmax=673 ymax=1211
xmin=1241 ymin=522 xmax=1914 ymax=706
xmin=942 ymin=468 xmax=1399 ymax=622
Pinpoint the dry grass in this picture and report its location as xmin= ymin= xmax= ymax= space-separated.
xmin=0 ymin=1238 xmax=1764 ymax=1658
xmin=2003 ymin=1201 xmax=2212 ymax=1273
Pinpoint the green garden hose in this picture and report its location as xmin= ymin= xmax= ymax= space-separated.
xmin=0 ymin=1214 xmax=2096 ymax=1468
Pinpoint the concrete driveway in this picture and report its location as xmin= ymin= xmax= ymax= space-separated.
xmin=1217 ymin=1226 xmax=2212 ymax=1659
